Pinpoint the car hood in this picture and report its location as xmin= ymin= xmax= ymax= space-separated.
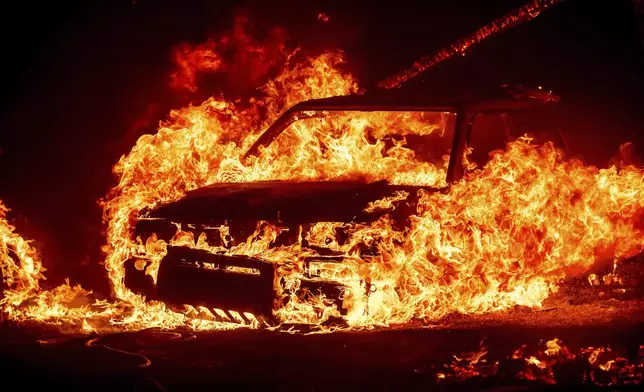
xmin=143 ymin=180 xmax=436 ymax=225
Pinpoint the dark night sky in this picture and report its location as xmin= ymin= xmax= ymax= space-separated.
xmin=0 ymin=0 xmax=642 ymax=294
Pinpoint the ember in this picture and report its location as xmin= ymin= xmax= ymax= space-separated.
xmin=437 ymin=337 xmax=644 ymax=387
xmin=317 ymin=13 xmax=330 ymax=23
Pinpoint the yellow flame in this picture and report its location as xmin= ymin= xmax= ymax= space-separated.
xmin=1 ymin=42 xmax=643 ymax=333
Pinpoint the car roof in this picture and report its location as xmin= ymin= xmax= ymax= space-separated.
xmin=287 ymin=84 xmax=558 ymax=113
xmin=244 ymin=84 xmax=559 ymax=158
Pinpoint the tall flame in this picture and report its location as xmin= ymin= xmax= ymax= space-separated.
xmin=1 ymin=25 xmax=643 ymax=332
xmin=0 ymin=201 xmax=45 ymax=306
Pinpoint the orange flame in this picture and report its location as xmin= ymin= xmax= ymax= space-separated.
xmin=1 ymin=23 xmax=644 ymax=332
xmin=99 ymin=45 xmax=644 ymax=329
xmin=0 ymin=201 xmax=45 ymax=306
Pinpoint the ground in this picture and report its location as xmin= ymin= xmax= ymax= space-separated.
xmin=2 ymin=296 xmax=643 ymax=391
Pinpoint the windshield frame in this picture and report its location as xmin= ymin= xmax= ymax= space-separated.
xmin=243 ymin=92 xmax=558 ymax=184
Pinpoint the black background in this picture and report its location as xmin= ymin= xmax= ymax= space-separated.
xmin=0 ymin=0 xmax=642 ymax=295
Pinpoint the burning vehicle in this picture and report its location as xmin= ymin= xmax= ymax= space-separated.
xmin=1 ymin=0 xmax=642 ymax=336
xmin=2 ymin=0 xmax=644 ymax=389
xmin=123 ymin=84 xmax=578 ymax=327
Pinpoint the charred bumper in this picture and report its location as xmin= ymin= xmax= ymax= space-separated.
xmin=156 ymin=246 xmax=276 ymax=322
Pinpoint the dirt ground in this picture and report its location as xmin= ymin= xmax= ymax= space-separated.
xmin=2 ymin=298 xmax=643 ymax=391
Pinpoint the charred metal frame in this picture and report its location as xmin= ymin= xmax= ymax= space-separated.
xmin=157 ymin=246 xmax=276 ymax=324
xmin=132 ymin=86 xmax=562 ymax=325
xmin=244 ymin=88 xmax=557 ymax=183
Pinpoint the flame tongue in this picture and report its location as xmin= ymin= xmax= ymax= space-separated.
xmin=0 ymin=202 xmax=45 ymax=304
xmin=99 ymin=42 xmax=644 ymax=328
xmin=1 ymin=24 xmax=644 ymax=332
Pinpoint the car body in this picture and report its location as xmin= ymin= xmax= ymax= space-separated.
xmin=125 ymin=85 xmax=565 ymax=326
